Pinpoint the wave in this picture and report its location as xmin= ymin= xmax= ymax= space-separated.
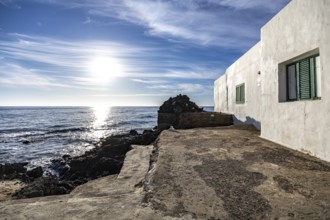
xmin=140 ymin=115 xmax=156 ymax=119
xmin=46 ymin=127 xmax=90 ymax=134
xmin=0 ymin=128 xmax=44 ymax=134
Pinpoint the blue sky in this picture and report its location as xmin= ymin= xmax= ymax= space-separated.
xmin=0 ymin=0 xmax=290 ymax=106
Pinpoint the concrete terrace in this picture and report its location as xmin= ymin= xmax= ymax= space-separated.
xmin=1 ymin=125 xmax=330 ymax=219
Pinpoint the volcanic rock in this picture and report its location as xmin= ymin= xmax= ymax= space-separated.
xmin=0 ymin=162 xmax=28 ymax=180
xmin=158 ymin=94 xmax=204 ymax=114
xmin=26 ymin=166 xmax=43 ymax=178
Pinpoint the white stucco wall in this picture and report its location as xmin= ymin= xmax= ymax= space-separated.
xmin=214 ymin=43 xmax=261 ymax=129
xmin=214 ymin=0 xmax=330 ymax=161
xmin=260 ymin=0 xmax=330 ymax=161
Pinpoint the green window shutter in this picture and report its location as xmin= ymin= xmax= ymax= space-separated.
xmin=287 ymin=64 xmax=297 ymax=100
xmin=236 ymin=84 xmax=245 ymax=104
xmin=310 ymin=57 xmax=316 ymax=98
xmin=241 ymin=84 xmax=245 ymax=103
xmin=299 ymin=58 xmax=311 ymax=99
xmin=286 ymin=54 xmax=319 ymax=101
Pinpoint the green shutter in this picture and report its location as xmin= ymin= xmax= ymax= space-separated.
xmin=236 ymin=86 xmax=240 ymax=102
xmin=286 ymin=54 xmax=319 ymax=101
xmin=310 ymin=57 xmax=316 ymax=99
xmin=236 ymin=84 xmax=245 ymax=104
xmin=299 ymin=58 xmax=311 ymax=99
xmin=241 ymin=84 xmax=245 ymax=103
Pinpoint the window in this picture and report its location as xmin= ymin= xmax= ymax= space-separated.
xmin=236 ymin=83 xmax=245 ymax=104
xmin=286 ymin=55 xmax=320 ymax=101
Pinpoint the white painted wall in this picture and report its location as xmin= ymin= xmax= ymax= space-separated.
xmin=260 ymin=0 xmax=330 ymax=161
xmin=214 ymin=43 xmax=261 ymax=129
xmin=214 ymin=0 xmax=330 ymax=161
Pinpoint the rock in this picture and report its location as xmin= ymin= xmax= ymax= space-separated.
xmin=58 ymin=130 xmax=160 ymax=185
xmin=158 ymin=94 xmax=203 ymax=114
xmin=14 ymin=128 xmax=161 ymax=199
xmin=58 ymin=164 xmax=70 ymax=176
xmin=158 ymin=94 xmax=204 ymax=129
xmin=157 ymin=95 xmax=232 ymax=129
xmin=22 ymin=140 xmax=31 ymax=144
xmin=58 ymin=181 xmax=74 ymax=190
xmin=0 ymin=162 xmax=28 ymax=179
xmin=143 ymin=130 xmax=153 ymax=135
xmin=24 ymin=190 xmax=44 ymax=198
xmin=26 ymin=166 xmax=43 ymax=178
xmin=49 ymin=157 xmax=71 ymax=176
xmin=62 ymin=154 xmax=72 ymax=161
xmin=90 ymin=157 xmax=122 ymax=178
xmin=14 ymin=175 xmax=64 ymax=199
xmin=53 ymin=186 xmax=68 ymax=195
xmin=129 ymin=130 xmax=139 ymax=135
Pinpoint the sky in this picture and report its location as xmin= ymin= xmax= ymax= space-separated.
xmin=0 ymin=0 xmax=290 ymax=106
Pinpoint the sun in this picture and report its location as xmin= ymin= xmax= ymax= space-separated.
xmin=88 ymin=56 xmax=124 ymax=82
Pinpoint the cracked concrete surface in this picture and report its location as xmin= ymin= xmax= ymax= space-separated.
xmin=1 ymin=125 xmax=330 ymax=219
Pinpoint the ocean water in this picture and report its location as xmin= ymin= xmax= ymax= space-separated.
xmin=0 ymin=106 xmax=213 ymax=168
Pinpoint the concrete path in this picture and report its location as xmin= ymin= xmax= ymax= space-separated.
xmin=146 ymin=126 xmax=330 ymax=219
xmin=1 ymin=125 xmax=330 ymax=219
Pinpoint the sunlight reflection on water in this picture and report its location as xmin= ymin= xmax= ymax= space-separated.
xmin=91 ymin=105 xmax=111 ymax=138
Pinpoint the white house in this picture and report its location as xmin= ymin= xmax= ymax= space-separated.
xmin=214 ymin=0 xmax=330 ymax=161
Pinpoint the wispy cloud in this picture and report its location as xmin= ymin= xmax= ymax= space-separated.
xmin=89 ymin=93 xmax=171 ymax=97
xmin=0 ymin=63 xmax=70 ymax=88
xmin=85 ymin=0 xmax=258 ymax=47
xmin=0 ymin=33 xmax=221 ymax=91
xmin=205 ymin=0 xmax=290 ymax=12
xmin=83 ymin=17 xmax=92 ymax=24
xmin=0 ymin=33 xmax=220 ymax=86
xmin=7 ymin=0 xmax=290 ymax=48
xmin=0 ymin=62 xmax=109 ymax=91
xmin=130 ymin=78 xmax=167 ymax=84
xmin=0 ymin=0 xmax=21 ymax=9
xmin=148 ymin=83 xmax=211 ymax=94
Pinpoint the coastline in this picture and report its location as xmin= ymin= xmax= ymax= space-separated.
xmin=1 ymin=125 xmax=330 ymax=219
xmin=0 ymin=128 xmax=161 ymax=200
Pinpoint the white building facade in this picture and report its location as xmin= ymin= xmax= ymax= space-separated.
xmin=214 ymin=0 xmax=330 ymax=161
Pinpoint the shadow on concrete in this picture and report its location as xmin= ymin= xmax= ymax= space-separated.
xmin=233 ymin=116 xmax=261 ymax=130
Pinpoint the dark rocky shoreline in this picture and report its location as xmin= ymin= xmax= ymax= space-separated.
xmin=0 ymin=129 xmax=161 ymax=199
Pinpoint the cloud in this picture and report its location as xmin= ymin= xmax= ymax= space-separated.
xmin=86 ymin=0 xmax=258 ymax=47
xmin=10 ymin=0 xmax=290 ymax=48
xmin=89 ymin=93 xmax=171 ymax=97
xmin=148 ymin=83 xmax=210 ymax=93
xmin=130 ymin=78 xmax=167 ymax=84
xmin=0 ymin=63 xmax=70 ymax=88
xmin=0 ymin=33 xmax=220 ymax=86
xmin=0 ymin=0 xmax=21 ymax=9
xmin=83 ymin=17 xmax=92 ymax=24
xmin=205 ymin=0 xmax=290 ymax=12
xmin=0 ymin=33 xmax=220 ymax=102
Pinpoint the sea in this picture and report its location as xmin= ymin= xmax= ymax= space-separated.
xmin=0 ymin=106 xmax=213 ymax=168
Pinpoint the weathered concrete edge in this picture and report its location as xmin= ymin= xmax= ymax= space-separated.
xmin=0 ymin=145 xmax=155 ymax=219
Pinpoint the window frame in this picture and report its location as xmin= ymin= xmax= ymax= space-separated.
xmin=235 ymin=83 xmax=245 ymax=104
xmin=285 ymin=54 xmax=319 ymax=101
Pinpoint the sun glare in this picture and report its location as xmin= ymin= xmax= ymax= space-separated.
xmin=88 ymin=56 xmax=124 ymax=82
xmin=92 ymin=105 xmax=110 ymax=128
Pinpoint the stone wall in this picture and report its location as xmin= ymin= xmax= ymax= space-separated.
xmin=158 ymin=112 xmax=233 ymax=129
